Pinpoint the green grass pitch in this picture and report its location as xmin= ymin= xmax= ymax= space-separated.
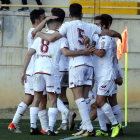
xmin=0 ymin=119 xmax=140 ymax=140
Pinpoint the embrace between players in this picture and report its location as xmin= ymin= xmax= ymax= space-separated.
xmin=8 ymin=3 xmax=123 ymax=137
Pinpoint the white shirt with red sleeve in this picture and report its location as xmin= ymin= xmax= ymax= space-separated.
xmin=26 ymin=28 xmax=36 ymax=76
xmin=58 ymin=20 xmax=102 ymax=68
xmin=95 ymin=36 xmax=117 ymax=80
xmin=31 ymin=30 xmax=68 ymax=76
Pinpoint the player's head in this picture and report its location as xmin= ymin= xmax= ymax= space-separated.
xmin=69 ymin=3 xmax=83 ymax=19
xmin=94 ymin=16 xmax=109 ymax=30
xmin=51 ymin=8 xmax=65 ymax=24
xmin=30 ymin=9 xmax=46 ymax=25
xmin=101 ymin=14 xmax=113 ymax=29
xmin=47 ymin=18 xmax=62 ymax=30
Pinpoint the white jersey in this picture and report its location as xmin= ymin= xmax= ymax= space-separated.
xmin=59 ymin=20 xmax=102 ymax=68
xmin=95 ymin=36 xmax=117 ymax=80
xmin=111 ymin=38 xmax=123 ymax=79
xmin=26 ymin=28 xmax=35 ymax=76
xmin=31 ymin=30 xmax=69 ymax=76
xmin=59 ymin=52 xmax=69 ymax=72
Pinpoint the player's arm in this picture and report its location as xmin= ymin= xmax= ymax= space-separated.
xmin=100 ymin=29 xmax=122 ymax=42
xmin=35 ymin=31 xmax=62 ymax=42
xmin=32 ymin=16 xmax=58 ymax=37
xmin=61 ymin=46 xmax=94 ymax=57
xmin=93 ymin=49 xmax=105 ymax=58
xmin=21 ymin=48 xmax=36 ymax=85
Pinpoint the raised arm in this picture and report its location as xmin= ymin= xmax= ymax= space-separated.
xmin=35 ymin=31 xmax=62 ymax=42
xmin=32 ymin=16 xmax=58 ymax=38
xmin=21 ymin=48 xmax=36 ymax=85
xmin=100 ymin=29 xmax=122 ymax=42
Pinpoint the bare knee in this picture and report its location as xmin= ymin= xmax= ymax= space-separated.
xmin=108 ymin=94 xmax=118 ymax=107
xmin=23 ymin=94 xmax=34 ymax=106
xmin=39 ymin=95 xmax=47 ymax=110
xmin=48 ymin=93 xmax=58 ymax=108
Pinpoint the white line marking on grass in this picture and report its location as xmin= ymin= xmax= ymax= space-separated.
xmin=59 ymin=136 xmax=82 ymax=140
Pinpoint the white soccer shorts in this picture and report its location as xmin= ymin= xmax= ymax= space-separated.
xmin=25 ymin=75 xmax=47 ymax=95
xmin=96 ymin=78 xmax=118 ymax=96
xmin=59 ymin=71 xmax=69 ymax=88
xmin=69 ymin=65 xmax=93 ymax=88
xmin=34 ymin=74 xmax=61 ymax=94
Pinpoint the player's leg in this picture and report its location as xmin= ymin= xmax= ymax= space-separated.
xmin=57 ymin=87 xmax=69 ymax=130
xmin=30 ymin=74 xmax=45 ymax=135
xmin=96 ymin=80 xmax=121 ymax=137
xmin=71 ymin=66 xmax=95 ymax=136
xmin=18 ymin=0 xmax=29 ymax=12
xmin=39 ymin=92 xmax=48 ymax=134
xmin=47 ymin=92 xmax=58 ymax=136
xmin=46 ymin=74 xmax=60 ymax=136
xmin=90 ymin=101 xmax=97 ymax=121
xmin=8 ymin=75 xmax=34 ymax=133
xmin=57 ymin=72 xmax=70 ymax=130
xmin=108 ymin=93 xmax=123 ymax=135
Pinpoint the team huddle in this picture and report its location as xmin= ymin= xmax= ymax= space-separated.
xmin=8 ymin=3 xmax=123 ymax=137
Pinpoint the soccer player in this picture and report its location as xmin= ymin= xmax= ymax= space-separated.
xmin=34 ymin=3 xmax=122 ymax=137
xmin=89 ymin=17 xmax=122 ymax=137
xmin=8 ymin=9 xmax=56 ymax=134
xmin=21 ymin=15 xmax=94 ymax=136
xmin=101 ymin=14 xmax=123 ymax=135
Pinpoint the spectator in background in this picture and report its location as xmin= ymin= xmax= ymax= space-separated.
xmin=0 ymin=0 xmax=10 ymax=11
xmin=18 ymin=0 xmax=43 ymax=12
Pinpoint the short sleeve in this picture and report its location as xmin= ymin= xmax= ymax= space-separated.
xmin=31 ymin=37 xmax=40 ymax=50
xmin=59 ymin=22 xmax=68 ymax=37
xmin=91 ymin=24 xmax=102 ymax=35
xmin=98 ymin=37 xmax=108 ymax=51
xmin=60 ymin=37 xmax=69 ymax=49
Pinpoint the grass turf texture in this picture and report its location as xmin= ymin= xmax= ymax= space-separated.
xmin=0 ymin=119 xmax=140 ymax=140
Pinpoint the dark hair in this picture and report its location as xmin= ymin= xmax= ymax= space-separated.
xmin=47 ymin=18 xmax=62 ymax=27
xmin=30 ymin=9 xmax=45 ymax=24
xmin=94 ymin=16 xmax=109 ymax=29
xmin=51 ymin=8 xmax=65 ymax=23
xmin=69 ymin=3 xmax=82 ymax=18
xmin=101 ymin=14 xmax=113 ymax=24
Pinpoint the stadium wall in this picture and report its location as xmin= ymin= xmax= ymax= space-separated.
xmin=0 ymin=11 xmax=140 ymax=109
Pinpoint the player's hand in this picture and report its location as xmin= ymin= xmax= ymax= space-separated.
xmin=21 ymin=73 xmax=27 ymax=85
xmin=83 ymin=45 xmax=95 ymax=55
xmin=46 ymin=16 xmax=58 ymax=21
xmin=114 ymin=77 xmax=123 ymax=86
xmin=83 ymin=36 xmax=90 ymax=47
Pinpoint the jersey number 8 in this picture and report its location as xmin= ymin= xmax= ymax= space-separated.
xmin=41 ymin=39 xmax=49 ymax=53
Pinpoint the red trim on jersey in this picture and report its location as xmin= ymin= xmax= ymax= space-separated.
xmin=63 ymin=47 xmax=68 ymax=49
xmin=25 ymin=93 xmax=34 ymax=96
xmin=100 ymin=49 xmax=105 ymax=51
xmin=34 ymin=72 xmax=51 ymax=76
xmin=26 ymin=74 xmax=30 ymax=76
xmin=75 ymin=64 xmax=93 ymax=68
xmin=47 ymin=86 xmax=54 ymax=88
xmin=83 ymin=85 xmax=91 ymax=87
xmin=47 ymin=91 xmax=55 ymax=94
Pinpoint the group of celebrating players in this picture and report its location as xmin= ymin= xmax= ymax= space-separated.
xmin=7 ymin=3 xmax=124 ymax=137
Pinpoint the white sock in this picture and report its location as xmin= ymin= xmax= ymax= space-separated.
xmin=75 ymin=98 xmax=93 ymax=132
xmin=12 ymin=102 xmax=28 ymax=126
xmin=48 ymin=108 xmax=58 ymax=131
xmin=57 ymin=98 xmax=69 ymax=117
xmin=106 ymin=116 xmax=111 ymax=124
xmin=38 ymin=109 xmax=48 ymax=130
xmin=85 ymin=98 xmax=91 ymax=116
xmin=112 ymin=105 xmax=122 ymax=124
xmin=62 ymin=102 xmax=69 ymax=124
xmin=30 ymin=107 xmax=39 ymax=128
xmin=101 ymin=103 xmax=118 ymax=125
xmin=97 ymin=108 xmax=107 ymax=131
